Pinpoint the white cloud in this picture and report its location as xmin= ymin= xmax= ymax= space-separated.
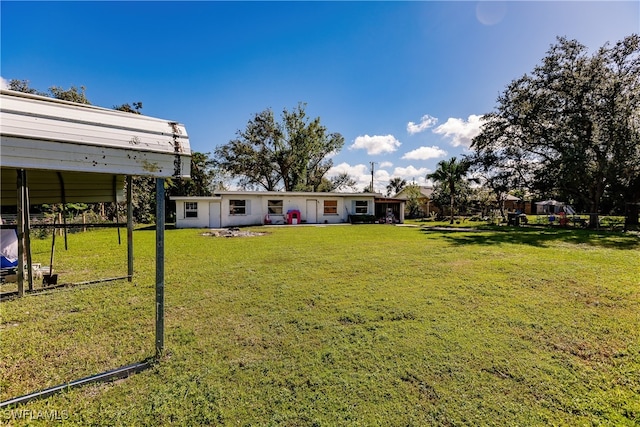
xmin=433 ymin=114 xmax=483 ymax=148
xmin=327 ymin=162 xmax=435 ymax=193
xmin=392 ymin=165 xmax=430 ymax=180
xmin=379 ymin=161 xmax=393 ymax=168
xmin=0 ymin=77 xmax=9 ymax=90
xmin=327 ymin=162 xmax=392 ymax=193
xmin=402 ymin=145 xmax=447 ymax=160
xmin=325 ymin=149 xmax=341 ymax=159
xmin=328 ymin=162 xmax=372 ymax=190
xmin=349 ymin=134 xmax=401 ymax=155
xmin=374 ymin=169 xmax=391 ymax=185
xmin=328 ymin=162 xmax=368 ymax=177
xmin=407 ymin=114 xmax=438 ymax=135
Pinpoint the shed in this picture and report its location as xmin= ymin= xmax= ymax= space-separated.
xmin=0 ymin=89 xmax=191 ymax=406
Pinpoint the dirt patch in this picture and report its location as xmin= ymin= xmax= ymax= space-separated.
xmin=202 ymin=228 xmax=268 ymax=238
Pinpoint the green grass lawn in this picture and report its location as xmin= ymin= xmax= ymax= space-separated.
xmin=1 ymin=225 xmax=639 ymax=426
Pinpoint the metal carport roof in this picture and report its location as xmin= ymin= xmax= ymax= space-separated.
xmin=0 ymin=89 xmax=191 ymax=407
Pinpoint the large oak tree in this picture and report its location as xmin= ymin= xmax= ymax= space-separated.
xmin=471 ymin=35 xmax=640 ymax=226
xmin=215 ymin=103 xmax=344 ymax=191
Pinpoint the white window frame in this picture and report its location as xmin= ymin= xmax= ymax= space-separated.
xmin=268 ymin=200 xmax=283 ymax=215
xmin=184 ymin=202 xmax=198 ymax=218
xmin=229 ymin=199 xmax=247 ymax=215
xmin=355 ymin=200 xmax=369 ymax=214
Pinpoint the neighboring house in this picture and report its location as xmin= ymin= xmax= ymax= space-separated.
xmin=503 ymin=194 xmax=522 ymax=212
xmin=394 ymin=186 xmax=530 ymax=217
xmin=394 ymin=186 xmax=441 ymax=217
xmin=172 ymin=191 xmax=395 ymax=228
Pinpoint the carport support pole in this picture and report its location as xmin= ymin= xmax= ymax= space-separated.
xmin=155 ymin=178 xmax=165 ymax=358
xmin=24 ymin=184 xmax=33 ymax=292
xmin=127 ymin=176 xmax=133 ymax=281
xmin=16 ymin=169 xmax=25 ymax=298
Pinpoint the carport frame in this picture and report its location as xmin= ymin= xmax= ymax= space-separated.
xmin=0 ymin=89 xmax=190 ymax=407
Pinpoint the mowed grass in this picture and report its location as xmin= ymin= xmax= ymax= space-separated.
xmin=0 ymin=224 xmax=638 ymax=426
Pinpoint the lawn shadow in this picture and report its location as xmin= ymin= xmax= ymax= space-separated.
xmin=420 ymin=226 xmax=640 ymax=250
xmin=134 ymin=224 xmax=177 ymax=231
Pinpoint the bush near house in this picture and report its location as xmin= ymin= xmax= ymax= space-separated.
xmin=348 ymin=214 xmax=377 ymax=224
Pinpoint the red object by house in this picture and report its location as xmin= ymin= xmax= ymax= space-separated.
xmin=287 ymin=210 xmax=301 ymax=225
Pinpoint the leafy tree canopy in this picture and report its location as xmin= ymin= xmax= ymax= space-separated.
xmin=8 ymin=79 xmax=91 ymax=104
xmin=214 ymin=103 xmax=345 ymax=192
xmin=316 ymin=172 xmax=358 ymax=192
xmin=471 ymin=35 xmax=640 ymax=224
xmin=401 ymin=184 xmax=425 ymax=218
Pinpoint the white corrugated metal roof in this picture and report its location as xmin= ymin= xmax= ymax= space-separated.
xmin=1 ymin=89 xmax=191 ymax=178
xmin=1 ymin=89 xmax=192 ymax=206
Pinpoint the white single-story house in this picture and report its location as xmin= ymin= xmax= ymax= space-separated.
xmin=172 ymin=191 xmax=391 ymax=228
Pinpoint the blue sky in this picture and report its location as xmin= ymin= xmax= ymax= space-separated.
xmin=2 ymin=1 xmax=638 ymax=193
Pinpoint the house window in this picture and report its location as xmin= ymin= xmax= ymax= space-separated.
xmin=184 ymin=202 xmax=198 ymax=218
xmin=268 ymin=200 xmax=283 ymax=215
xmin=324 ymin=200 xmax=338 ymax=215
xmin=229 ymin=199 xmax=246 ymax=215
xmin=355 ymin=200 xmax=369 ymax=214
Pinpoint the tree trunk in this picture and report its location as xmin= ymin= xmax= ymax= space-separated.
xmin=450 ymin=195 xmax=454 ymax=224
xmin=588 ymin=181 xmax=605 ymax=228
xmin=625 ymin=203 xmax=639 ymax=229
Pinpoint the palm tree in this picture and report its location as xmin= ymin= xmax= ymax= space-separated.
xmin=386 ymin=177 xmax=407 ymax=197
xmin=426 ymin=157 xmax=473 ymax=224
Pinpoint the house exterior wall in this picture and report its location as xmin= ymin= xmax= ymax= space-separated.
xmin=172 ymin=193 xmax=377 ymax=228
xmin=174 ymin=198 xmax=216 ymax=228
xmin=220 ymin=194 xmax=264 ymax=227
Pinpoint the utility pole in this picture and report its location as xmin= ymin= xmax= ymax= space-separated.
xmin=370 ymin=161 xmax=375 ymax=193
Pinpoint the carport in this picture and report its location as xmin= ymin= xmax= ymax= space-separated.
xmin=0 ymin=89 xmax=191 ymax=406
xmin=374 ymin=197 xmax=405 ymax=224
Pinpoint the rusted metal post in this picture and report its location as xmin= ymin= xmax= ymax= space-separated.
xmin=155 ymin=178 xmax=165 ymax=357
xmin=57 ymin=172 xmax=68 ymax=249
xmin=127 ymin=176 xmax=133 ymax=281
xmin=114 ymin=175 xmax=121 ymax=245
xmin=16 ymin=170 xmax=25 ymax=297
xmin=24 ymin=180 xmax=33 ymax=291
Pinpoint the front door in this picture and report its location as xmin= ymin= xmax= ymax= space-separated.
xmin=306 ymin=200 xmax=317 ymax=224
xmin=209 ymin=202 xmax=221 ymax=228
